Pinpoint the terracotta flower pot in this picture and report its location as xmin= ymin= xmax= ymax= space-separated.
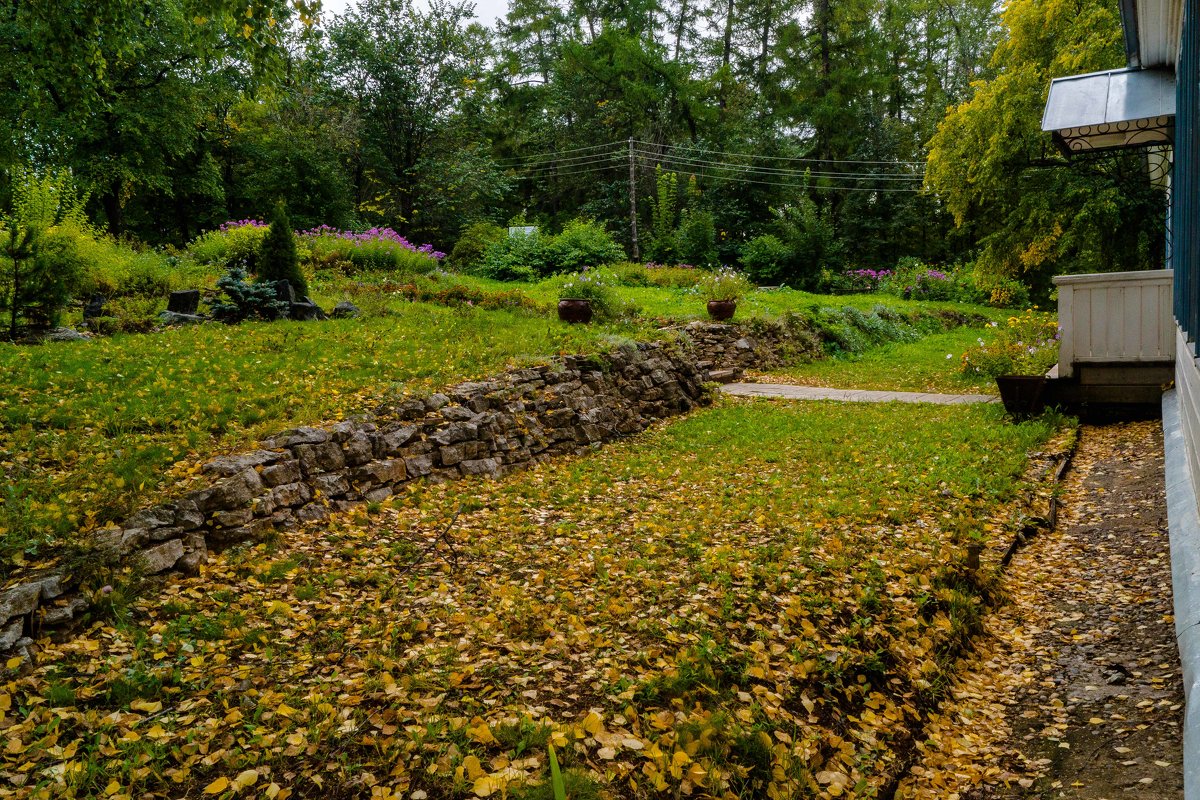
xmin=996 ymin=374 xmax=1046 ymax=416
xmin=557 ymin=298 xmax=593 ymax=324
xmin=707 ymin=299 xmax=737 ymax=321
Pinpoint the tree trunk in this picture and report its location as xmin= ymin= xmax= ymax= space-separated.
xmin=102 ymin=180 xmax=123 ymax=236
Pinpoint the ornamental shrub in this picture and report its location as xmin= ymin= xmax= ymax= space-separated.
xmin=186 ymin=220 xmax=269 ymax=270
xmin=544 ymin=219 xmax=625 ymax=274
xmin=258 ymin=203 xmax=307 ymax=296
xmin=1 ymin=168 xmax=93 ymax=336
xmin=477 ymin=231 xmax=544 ymax=281
xmin=210 ymin=267 xmax=288 ymax=323
xmin=448 ymin=222 xmax=506 ymax=272
xmin=740 ymin=234 xmax=791 ymax=284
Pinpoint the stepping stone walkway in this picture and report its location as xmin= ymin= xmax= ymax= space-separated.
xmin=721 ymin=382 xmax=999 ymax=405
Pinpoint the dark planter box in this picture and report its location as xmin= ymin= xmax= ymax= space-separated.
xmin=557 ymin=298 xmax=593 ymax=324
xmin=996 ymin=374 xmax=1046 ymax=416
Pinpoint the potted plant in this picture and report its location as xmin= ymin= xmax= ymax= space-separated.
xmin=961 ymin=311 xmax=1061 ymax=415
xmin=698 ymin=267 xmax=753 ymax=321
xmin=557 ymin=270 xmax=617 ymax=324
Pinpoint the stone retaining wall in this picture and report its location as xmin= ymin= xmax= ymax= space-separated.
xmin=0 ymin=338 xmax=722 ymax=657
xmin=0 ymin=314 xmax=902 ymax=658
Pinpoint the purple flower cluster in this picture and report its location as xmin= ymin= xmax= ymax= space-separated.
xmin=299 ymin=225 xmax=445 ymax=259
xmin=847 ymin=268 xmax=893 ymax=281
xmin=218 ymin=219 xmax=266 ymax=231
xmin=920 ymin=269 xmax=949 ymax=281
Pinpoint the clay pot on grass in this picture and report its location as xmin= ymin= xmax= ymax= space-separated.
xmin=557 ymin=298 xmax=593 ymax=324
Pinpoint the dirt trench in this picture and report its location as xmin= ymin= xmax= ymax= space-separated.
xmin=897 ymin=420 xmax=1184 ymax=799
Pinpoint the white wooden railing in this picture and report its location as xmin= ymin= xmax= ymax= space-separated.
xmin=1054 ymin=270 xmax=1175 ymax=378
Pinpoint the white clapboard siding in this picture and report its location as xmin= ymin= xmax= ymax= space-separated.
xmin=1053 ymin=270 xmax=1175 ymax=378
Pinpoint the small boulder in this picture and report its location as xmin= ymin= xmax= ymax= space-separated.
xmin=45 ymin=327 xmax=87 ymax=342
xmin=159 ymin=311 xmax=206 ymax=326
xmin=332 ymin=301 xmax=361 ymax=319
xmin=83 ymin=293 xmax=108 ymax=320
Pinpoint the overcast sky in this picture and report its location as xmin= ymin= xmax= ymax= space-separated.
xmin=318 ymin=0 xmax=510 ymax=28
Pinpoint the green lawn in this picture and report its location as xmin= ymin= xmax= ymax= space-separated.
xmin=759 ymin=325 xmax=1003 ymax=394
xmin=435 ymin=272 xmax=1008 ymax=323
xmin=2 ymin=399 xmax=1059 ymax=799
xmin=0 ymin=305 xmax=661 ymax=572
xmin=0 ymin=277 xmax=1004 ymax=575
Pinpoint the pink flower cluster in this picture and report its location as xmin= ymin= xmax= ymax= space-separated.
xmin=299 ymin=225 xmax=445 ymax=259
xmin=218 ymin=219 xmax=266 ymax=231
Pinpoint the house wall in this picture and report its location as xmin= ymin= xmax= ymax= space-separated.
xmin=1055 ymin=270 xmax=1175 ymax=376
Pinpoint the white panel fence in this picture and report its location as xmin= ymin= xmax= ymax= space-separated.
xmin=1053 ymin=270 xmax=1175 ymax=378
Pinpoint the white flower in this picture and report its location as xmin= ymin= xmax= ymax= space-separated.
xmin=945 ymin=353 xmax=952 ymax=359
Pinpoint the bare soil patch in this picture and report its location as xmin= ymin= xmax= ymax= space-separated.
xmin=898 ymin=420 xmax=1183 ymax=799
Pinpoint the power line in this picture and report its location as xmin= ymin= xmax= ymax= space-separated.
xmin=509 ymin=151 xmax=624 ymax=174
xmin=633 ymin=138 xmax=926 ymax=167
xmin=633 ymin=148 xmax=923 ymax=181
xmin=652 ymin=160 xmax=924 ymax=192
xmin=493 ymin=140 xmax=624 ymax=167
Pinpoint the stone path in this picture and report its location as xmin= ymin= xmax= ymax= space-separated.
xmin=721 ymin=382 xmax=999 ymax=405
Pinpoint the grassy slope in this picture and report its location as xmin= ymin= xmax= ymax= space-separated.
xmin=2 ymin=400 xmax=1058 ymax=799
xmin=0 ymin=306 xmax=660 ymax=570
xmin=0 ymin=279 xmax=1003 ymax=572
xmin=758 ymin=325 xmax=1003 ymax=395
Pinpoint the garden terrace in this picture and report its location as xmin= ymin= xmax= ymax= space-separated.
xmin=0 ymin=294 xmax=997 ymax=577
xmin=0 ymin=399 xmax=1061 ymax=799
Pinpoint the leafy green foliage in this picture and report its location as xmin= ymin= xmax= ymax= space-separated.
xmin=187 ymin=223 xmax=269 ymax=271
xmin=960 ymin=309 xmax=1059 ymax=377
xmin=0 ymin=170 xmax=92 ymax=335
xmin=674 ymin=209 xmax=718 ymax=268
xmin=479 ymin=220 xmax=626 ymax=280
xmin=448 ymin=222 xmax=506 ymax=271
xmin=924 ymin=0 xmax=1160 ymax=297
xmin=739 ymin=234 xmax=791 ymax=284
xmin=257 ymin=203 xmax=307 ymax=296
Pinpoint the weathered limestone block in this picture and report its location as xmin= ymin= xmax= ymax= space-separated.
xmin=439 ymin=444 xmax=466 ymax=466
xmin=261 ymin=460 xmax=301 ymax=487
xmin=380 ymin=425 xmax=418 ymax=454
xmin=270 ymin=481 xmax=312 ymax=508
xmin=432 ymin=422 xmax=477 ymax=446
xmin=341 ymin=432 xmax=375 ymax=466
xmin=138 ymin=539 xmax=185 ymax=574
xmin=405 ymin=454 xmax=434 ymax=477
xmin=213 ymin=508 xmax=254 ymax=529
xmin=177 ymin=533 xmax=207 ymax=574
xmin=195 ymin=469 xmax=264 ymax=513
xmin=293 ymin=442 xmax=345 ymax=476
xmin=125 ymin=505 xmax=176 ymax=530
xmin=460 ymin=458 xmax=500 ymax=477
xmin=174 ymin=500 xmax=205 ymax=530
xmin=0 ymin=620 xmax=23 ymax=649
xmin=312 ymin=473 xmax=351 ymax=498
xmin=295 ymin=503 xmax=330 ymax=524
xmin=202 ymin=450 xmax=279 ymax=477
xmin=352 ymin=460 xmax=406 ymax=486
xmin=42 ymin=596 xmax=89 ymax=625
xmin=364 ymin=487 xmax=392 ymax=503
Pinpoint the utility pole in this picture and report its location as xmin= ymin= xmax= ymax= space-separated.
xmin=628 ymin=138 xmax=640 ymax=261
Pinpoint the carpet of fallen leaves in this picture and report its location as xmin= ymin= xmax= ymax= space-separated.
xmin=0 ymin=400 xmax=1061 ymax=800
xmin=896 ymin=420 xmax=1182 ymax=799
